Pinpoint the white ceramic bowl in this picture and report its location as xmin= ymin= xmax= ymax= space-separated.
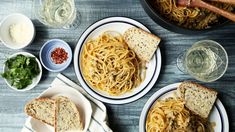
xmin=3 ymin=52 xmax=42 ymax=91
xmin=0 ymin=13 xmax=35 ymax=49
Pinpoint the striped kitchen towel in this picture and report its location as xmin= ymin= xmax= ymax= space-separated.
xmin=21 ymin=73 xmax=113 ymax=132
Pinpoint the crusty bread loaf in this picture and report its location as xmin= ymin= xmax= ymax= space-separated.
xmin=55 ymin=96 xmax=83 ymax=132
xmin=24 ymin=98 xmax=55 ymax=126
xmin=178 ymin=82 xmax=218 ymax=119
xmin=123 ymin=27 xmax=161 ymax=62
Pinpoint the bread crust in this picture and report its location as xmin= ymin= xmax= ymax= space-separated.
xmin=180 ymin=81 xmax=218 ymax=96
xmin=178 ymin=81 xmax=218 ymax=119
xmin=123 ymin=27 xmax=161 ymax=42
xmin=54 ymin=96 xmax=83 ymax=132
xmin=54 ymin=97 xmax=59 ymax=132
xmin=24 ymin=98 xmax=55 ymax=126
xmin=25 ymin=96 xmax=83 ymax=131
xmin=123 ymin=27 xmax=161 ymax=62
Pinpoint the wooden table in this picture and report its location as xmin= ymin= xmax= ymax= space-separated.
xmin=0 ymin=0 xmax=235 ymax=132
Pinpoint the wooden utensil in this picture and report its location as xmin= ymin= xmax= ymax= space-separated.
xmin=210 ymin=0 xmax=235 ymax=5
xmin=177 ymin=0 xmax=235 ymax=22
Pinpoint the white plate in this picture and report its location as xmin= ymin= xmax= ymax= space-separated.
xmin=74 ymin=17 xmax=162 ymax=104
xmin=139 ymin=83 xmax=229 ymax=132
xmin=27 ymin=85 xmax=92 ymax=132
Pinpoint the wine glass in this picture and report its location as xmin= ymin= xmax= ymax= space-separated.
xmin=177 ymin=40 xmax=228 ymax=82
xmin=34 ymin=0 xmax=80 ymax=29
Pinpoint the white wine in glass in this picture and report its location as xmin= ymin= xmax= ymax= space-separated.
xmin=34 ymin=0 xmax=80 ymax=29
xmin=177 ymin=40 xmax=228 ymax=82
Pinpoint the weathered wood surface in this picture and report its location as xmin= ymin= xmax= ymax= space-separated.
xmin=0 ymin=0 xmax=235 ymax=132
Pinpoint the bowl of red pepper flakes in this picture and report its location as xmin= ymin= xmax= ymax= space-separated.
xmin=39 ymin=39 xmax=72 ymax=72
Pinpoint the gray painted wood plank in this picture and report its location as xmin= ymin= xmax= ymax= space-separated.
xmin=0 ymin=0 xmax=235 ymax=132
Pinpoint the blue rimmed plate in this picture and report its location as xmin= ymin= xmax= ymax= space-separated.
xmin=139 ymin=83 xmax=229 ymax=132
xmin=74 ymin=17 xmax=162 ymax=104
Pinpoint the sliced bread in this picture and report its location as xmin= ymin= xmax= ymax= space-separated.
xmin=178 ymin=82 xmax=218 ymax=119
xmin=55 ymin=96 xmax=83 ymax=132
xmin=123 ymin=27 xmax=161 ymax=62
xmin=24 ymin=98 xmax=55 ymax=126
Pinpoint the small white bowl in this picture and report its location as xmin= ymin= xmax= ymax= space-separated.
xmin=3 ymin=52 xmax=42 ymax=91
xmin=0 ymin=13 xmax=35 ymax=49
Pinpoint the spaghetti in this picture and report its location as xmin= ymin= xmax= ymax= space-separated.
xmin=151 ymin=0 xmax=234 ymax=29
xmin=81 ymin=32 xmax=143 ymax=96
xmin=146 ymin=98 xmax=213 ymax=132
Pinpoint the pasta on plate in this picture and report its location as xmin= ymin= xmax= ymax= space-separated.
xmin=81 ymin=31 xmax=144 ymax=96
xmin=146 ymin=97 xmax=214 ymax=132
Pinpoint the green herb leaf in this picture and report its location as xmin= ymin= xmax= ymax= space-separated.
xmin=1 ymin=54 xmax=40 ymax=89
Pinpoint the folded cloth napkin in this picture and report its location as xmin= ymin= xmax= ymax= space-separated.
xmin=21 ymin=73 xmax=113 ymax=132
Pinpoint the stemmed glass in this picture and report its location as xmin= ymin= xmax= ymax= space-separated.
xmin=34 ymin=0 xmax=80 ymax=29
xmin=177 ymin=40 xmax=228 ymax=82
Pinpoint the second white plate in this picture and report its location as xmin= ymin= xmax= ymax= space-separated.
xmin=139 ymin=83 xmax=229 ymax=132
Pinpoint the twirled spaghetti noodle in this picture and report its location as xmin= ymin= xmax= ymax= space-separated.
xmin=146 ymin=98 xmax=213 ymax=132
xmin=151 ymin=0 xmax=234 ymax=29
xmin=81 ymin=31 xmax=143 ymax=96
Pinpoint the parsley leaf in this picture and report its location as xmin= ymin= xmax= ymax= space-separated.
xmin=1 ymin=54 xmax=40 ymax=89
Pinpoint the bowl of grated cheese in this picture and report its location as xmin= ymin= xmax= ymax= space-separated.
xmin=0 ymin=13 xmax=35 ymax=49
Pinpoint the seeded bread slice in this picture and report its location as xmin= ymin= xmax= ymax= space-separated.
xmin=55 ymin=96 xmax=83 ymax=132
xmin=178 ymin=82 xmax=218 ymax=119
xmin=24 ymin=98 xmax=55 ymax=126
xmin=123 ymin=27 xmax=161 ymax=62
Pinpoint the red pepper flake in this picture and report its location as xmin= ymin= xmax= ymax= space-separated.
xmin=51 ymin=47 xmax=68 ymax=64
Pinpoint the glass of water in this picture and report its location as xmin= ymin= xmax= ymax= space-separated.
xmin=34 ymin=0 xmax=80 ymax=29
xmin=177 ymin=40 xmax=228 ymax=82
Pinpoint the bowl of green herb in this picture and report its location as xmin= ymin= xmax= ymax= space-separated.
xmin=1 ymin=52 xmax=42 ymax=91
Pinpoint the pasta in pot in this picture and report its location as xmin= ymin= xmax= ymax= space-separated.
xmin=150 ymin=0 xmax=234 ymax=29
xmin=81 ymin=31 xmax=144 ymax=96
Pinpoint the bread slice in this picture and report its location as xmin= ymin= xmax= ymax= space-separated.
xmin=178 ymin=82 xmax=218 ymax=119
xmin=24 ymin=98 xmax=55 ymax=126
xmin=55 ymin=96 xmax=83 ymax=132
xmin=123 ymin=27 xmax=161 ymax=62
